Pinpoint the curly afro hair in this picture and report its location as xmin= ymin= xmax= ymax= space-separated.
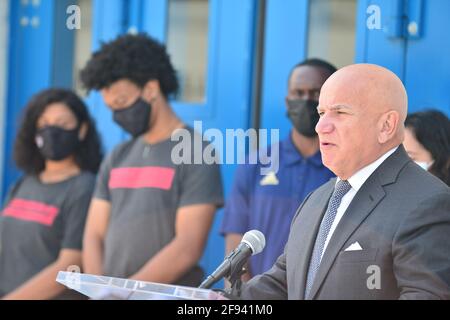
xmin=80 ymin=33 xmax=179 ymax=98
xmin=14 ymin=88 xmax=104 ymax=174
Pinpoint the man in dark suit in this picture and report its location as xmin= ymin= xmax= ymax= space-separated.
xmin=241 ymin=63 xmax=450 ymax=300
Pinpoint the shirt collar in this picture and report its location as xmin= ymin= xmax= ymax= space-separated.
xmin=337 ymin=146 xmax=398 ymax=192
xmin=283 ymin=132 xmax=324 ymax=167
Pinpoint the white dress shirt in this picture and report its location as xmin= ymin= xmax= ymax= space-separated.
xmin=320 ymin=146 xmax=398 ymax=261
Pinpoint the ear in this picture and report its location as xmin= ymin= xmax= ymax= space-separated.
xmin=377 ymin=110 xmax=399 ymax=144
xmin=79 ymin=122 xmax=88 ymax=141
xmin=143 ymin=80 xmax=161 ymax=102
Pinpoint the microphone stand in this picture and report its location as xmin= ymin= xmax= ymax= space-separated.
xmin=220 ymin=255 xmax=249 ymax=299
xmin=226 ymin=267 xmax=246 ymax=297
xmin=212 ymin=268 xmax=245 ymax=300
xmin=207 ymin=252 xmax=249 ymax=299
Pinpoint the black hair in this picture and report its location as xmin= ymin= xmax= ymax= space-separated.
xmin=80 ymin=33 xmax=179 ymax=98
xmin=14 ymin=88 xmax=103 ymax=174
xmin=288 ymin=58 xmax=338 ymax=82
xmin=405 ymin=109 xmax=450 ymax=186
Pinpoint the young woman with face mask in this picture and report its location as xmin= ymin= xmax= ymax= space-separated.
xmin=404 ymin=109 xmax=450 ymax=186
xmin=0 ymin=88 xmax=103 ymax=299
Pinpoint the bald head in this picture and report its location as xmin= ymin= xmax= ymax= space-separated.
xmin=321 ymin=64 xmax=407 ymax=136
xmin=316 ymin=64 xmax=409 ymax=179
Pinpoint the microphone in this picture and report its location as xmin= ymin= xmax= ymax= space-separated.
xmin=199 ymin=230 xmax=265 ymax=289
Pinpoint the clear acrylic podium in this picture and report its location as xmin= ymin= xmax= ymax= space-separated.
xmin=56 ymin=271 xmax=228 ymax=300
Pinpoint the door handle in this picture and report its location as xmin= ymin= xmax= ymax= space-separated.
xmin=406 ymin=0 xmax=423 ymax=39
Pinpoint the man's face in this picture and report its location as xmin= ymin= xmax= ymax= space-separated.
xmin=101 ymin=79 xmax=142 ymax=111
xmin=315 ymin=80 xmax=381 ymax=179
xmin=286 ymin=65 xmax=332 ymax=137
xmin=287 ymin=65 xmax=329 ymax=101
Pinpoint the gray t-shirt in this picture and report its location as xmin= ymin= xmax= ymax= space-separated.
xmin=94 ymin=127 xmax=223 ymax=286
xmin=0 ymin=172 xmax=95 ymax=297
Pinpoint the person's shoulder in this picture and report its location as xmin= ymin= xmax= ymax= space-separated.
xmin=75 ymin=171 xmax=97 ymax=184
xmin=102 ymin=138 xmax=138 ymax=164
xmin=68 ymin=171 xmax=97 ymax=196
xmin=232 ymin=145 xmax=275 ymax=179
xmin=18 ymin=174 xmax=35 ymax=185
xmin=261 ymin=139 xmax=284 ymax=157
xmin=296 ymin=177 xmax=335 ymax=210
xmin=310 ymin=176 xmax=336 ymax=194
xmin=181 ymin=126 xmax=210 ymax=148
xmin=290 ymin=178 xmax=336 ymax=222
xmin=256 ymin=137 xmax=298 ymax=168
xmin=183 ymin=125 xmax=199 ymax=137
xmin=392 ymin=162 xmax=450 ymax=231
xmin=6 ymin=174 xmax=33 ymax=196
xmin=246 ymin=138 xmax=284 ymax=164
xmin=112 ymin=138 xmax=138 ymax=155
xmin=231 ymin=140 xmax=287 ymax=180
xmin=400 ymin=161 xmax=450 ymax=196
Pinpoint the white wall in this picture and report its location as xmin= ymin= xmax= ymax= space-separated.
xmin=0 ymin=0 xmax=10 ymax=198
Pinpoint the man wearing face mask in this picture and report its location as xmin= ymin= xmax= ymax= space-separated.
xmin=221 ymin=59 xmax=336 ymax=280
xmin=80 ymin=34 xmax=223 ymax=286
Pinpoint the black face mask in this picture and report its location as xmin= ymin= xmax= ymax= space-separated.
xmin=113 ymin=97 xmax=151 ymax=137
xmin=35 ymin=126 xmax=80 ymax=161
xmin=286 ymin=99 xmax=320 ymax=137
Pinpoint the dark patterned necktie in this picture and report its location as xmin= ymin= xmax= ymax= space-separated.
xmin=304 ymin=180 xmax=352 ymax=299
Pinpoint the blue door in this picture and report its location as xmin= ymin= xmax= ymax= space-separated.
xmin=259 ymin=0 xmax=358 ymax=138
xmin=259 ymin=0 xmax=310 ymax=139
xmin=356 ymin=0 xmax=450 ymax=115
xmin=401 ymin=0 xmax=450 ymax=114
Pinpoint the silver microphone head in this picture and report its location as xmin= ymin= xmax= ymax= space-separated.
xmin=242 ymin=230 xmax=266 ymax=255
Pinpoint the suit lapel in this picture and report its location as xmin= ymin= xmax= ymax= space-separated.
xmin=307 ymin=145 xmax=411 ymax=299
xmin=290 ymin=180 xmax=335 ymax=299
xmin=307 ymin=180 xmax=385 ymax=299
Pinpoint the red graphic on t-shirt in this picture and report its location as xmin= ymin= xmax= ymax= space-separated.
xmin=2 ymin=198 xmax=60 ymax=226
xmin=109 ymin=166 xmax=175 ymax=190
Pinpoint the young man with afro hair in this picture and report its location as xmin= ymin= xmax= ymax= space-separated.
xmin=80 ymin=34 xmax=223 ymax=286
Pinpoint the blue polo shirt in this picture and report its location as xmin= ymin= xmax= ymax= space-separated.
xmin=220 ymin=133 xmax=334 ymax=276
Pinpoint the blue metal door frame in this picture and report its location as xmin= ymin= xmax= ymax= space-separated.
xmin=356 ymin=0 xmax=449 ymax=115
xmin=355 ymin=0 xmax=407 ymax=79
xmin=259 ymin=0 xmax=310 ymax=141
xmin=403 ymin=0 xmax=450 ymax=114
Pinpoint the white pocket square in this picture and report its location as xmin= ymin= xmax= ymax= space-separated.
xmin=344 ymin=241 xmax=363 ymax=251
